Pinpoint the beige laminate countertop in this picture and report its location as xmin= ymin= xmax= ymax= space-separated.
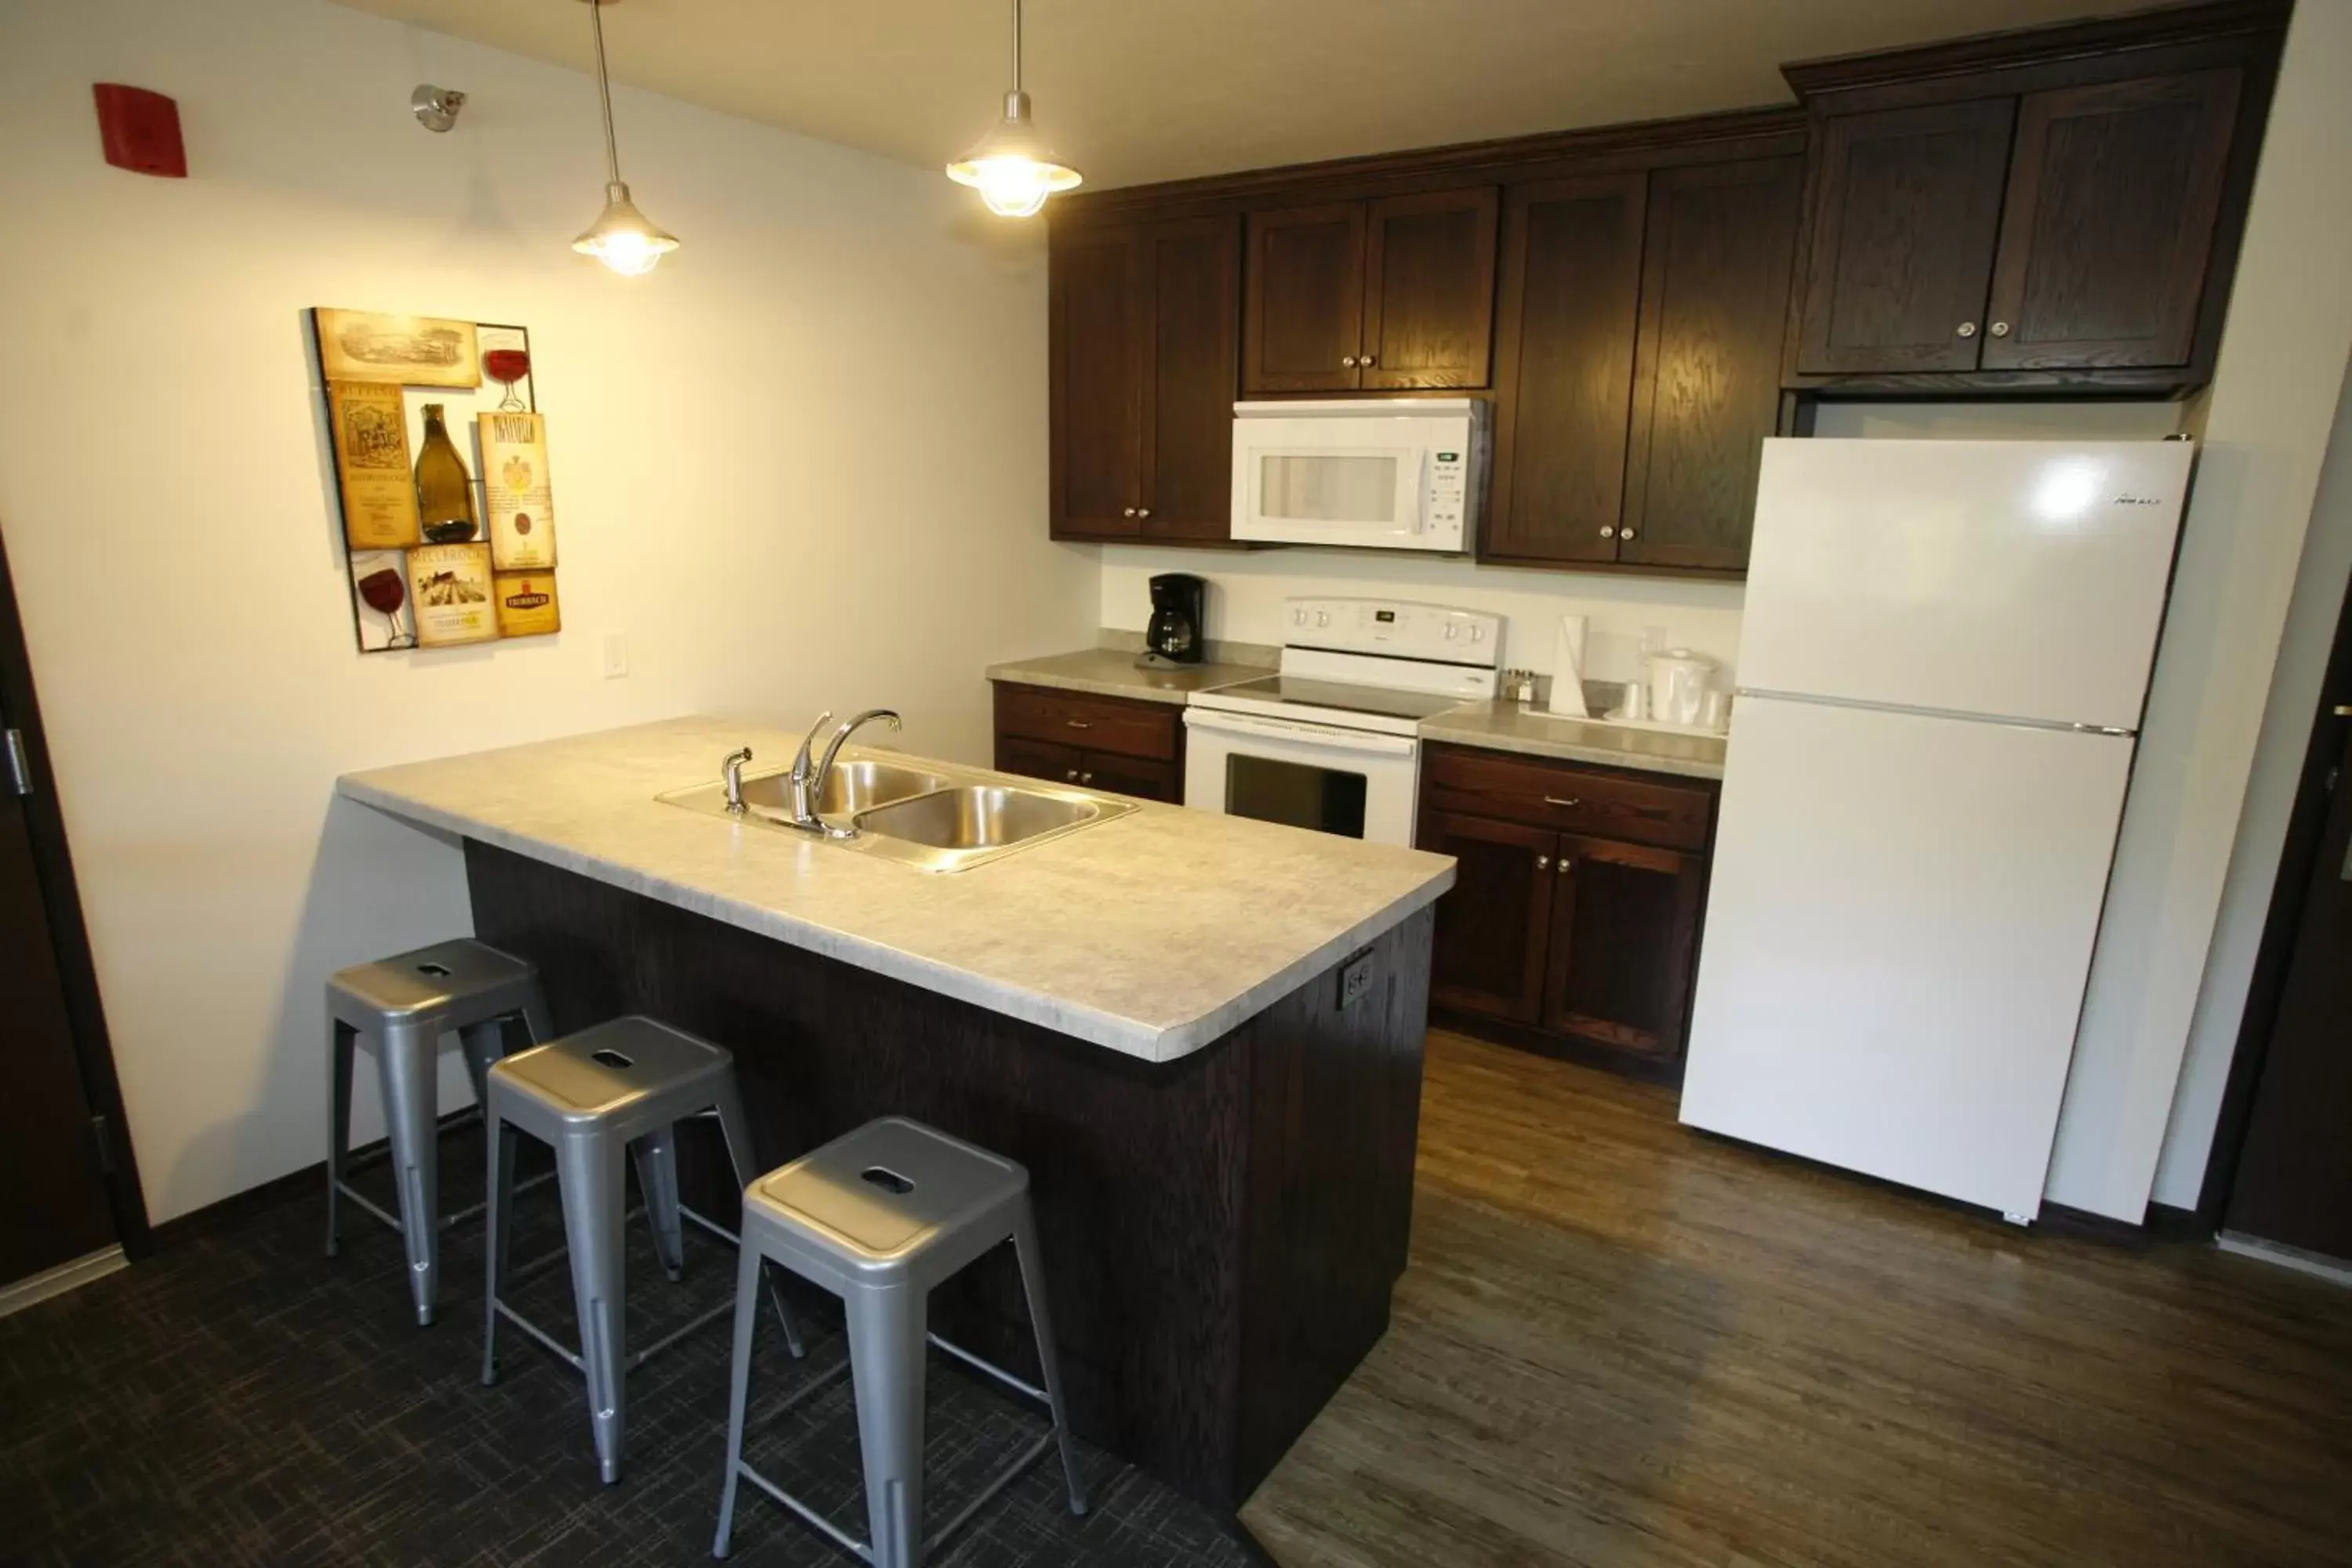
xmin=1421 ymin=700 xmax=1728 ymax=781
xmin=338 ymin=717 xmax=1454 ymax=1063
xmin=985 ymin=647 xmax=1272 ymax=705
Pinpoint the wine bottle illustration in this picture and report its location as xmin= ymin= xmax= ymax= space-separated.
xmin=414 ymin=403 xmax=480 ymax=543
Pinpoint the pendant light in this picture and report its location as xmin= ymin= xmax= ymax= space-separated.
xmin=946 ymin=0 xmax=1083 ymax=218
xmin=572 ymin=0 xmax=677 ymax=275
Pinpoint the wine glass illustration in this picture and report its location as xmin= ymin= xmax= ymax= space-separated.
xmin=357 ymin=566 xmax=414 ymax=649
xmin=485 ymin=347 xmax=532 ymax=412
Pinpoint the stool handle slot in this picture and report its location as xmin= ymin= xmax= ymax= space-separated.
xmin=590 ymin=1048 xmax=634 ymax=1069
xmin=859 ymin=1166 xmax=915 ymax=1195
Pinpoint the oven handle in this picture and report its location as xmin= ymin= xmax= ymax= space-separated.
xmin=1183 ymin=707 xmax=1418 ymax=757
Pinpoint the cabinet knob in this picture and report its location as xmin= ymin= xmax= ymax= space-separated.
xmin=1989 ymin=321 xmax=2011 ymax=338
xmin=1556 ymin=857 xmax=1571 ymax=876
xmin=1080 ymin=771 xmax=1095 ymax=786
xmin=1137 ymin=507 xmax=1151 ymax=519
xmin=1956 ymin=321 xmax=1979 ymax=339
xmin=1535 ymin=854 xmax=1552 ymax=871
xmin=1341 ymin=355 xmax=1358 ymax=368
xmin=1359 ymin=352 xmax=1376 ymax=367
xmin=1600 ymin=525 xmax=1617 ymax=539
xmin=1065 ymin=768 xmax=1080 ymax=782
xmin=1620 ymin=527 xmax=1636 ymax=542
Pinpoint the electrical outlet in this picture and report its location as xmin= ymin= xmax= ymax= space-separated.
xmin=1337 ymin=949 xmax=1375 ymax=1011
xmin=601 ymin=632 xmax=630 ymax=680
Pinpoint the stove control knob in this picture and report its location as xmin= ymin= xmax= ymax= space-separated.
xmin=1444 ymin=623 xmax=1460 ymax=640
xmin=1316 ymin=611 xmax=1330 ymax=627
xmin=1470 ymin=625 xmax=1485 ymax=643
xmin=1291 ymin=608 xmax=1308 ymax=626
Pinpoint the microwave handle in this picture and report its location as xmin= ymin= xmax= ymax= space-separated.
xmin=1184 ymin=707 xmax=1419 ymax=757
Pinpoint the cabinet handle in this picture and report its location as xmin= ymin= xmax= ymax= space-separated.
xmin=1989 ymin=321 xmax=2011 ymax=338
xmin=1556 ymin=857 xmax=1572 ymax=877
xmin=1620 ymin=527 xmax=1636 ymax=542
xmin=1081 ymin=771 xmax=1095 ymax=785
xmin=1064 ymin=768 xmax=1080 ymax=782
xmin=1535 ymin=854 xmax=1551 ymax=870
xmin=1600 ymin=525 xmax=1617 ymax=539
xmin=1341 ymin=355 xmax=1358 ymax=368
xmin=1542 ymin=795 xmax=1581 ymax=808
xmin=1956 ymin=321 xmax=1979 ymax=339
xmin=1122 ymin=507 xmax=1137 ymax=517
xmin=2332 ymin=705 xmax=2352 ymax=717
xmin=1064 ymin=718 xmax=1092 ymax=730
xmin=1359 ymin=352 xmax=1376 ymax=367
xmin=1137 ymin=507 xmax=1152 ymax=519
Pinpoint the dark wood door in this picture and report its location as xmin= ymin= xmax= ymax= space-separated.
xmin=1980 ymin=69 xmax=2242 ymax=371
xmin=996 ymin=733 xmax=1084 ymax=786
xmin=1050 ymin=223 xmax=1146 ymax=539
xmin=1421 ymin=811 xmax=1555 ymax=1023
xmin=1794 ymin=99 xmax=2016 ymax=374
xmin=2224 ymin=710 xmax=2352 ymax=1260
xmin=1244 ymin=203 xmax=1367 ymax=393
xmin=1485 ymin=172 xmax=1647 ymax=565
xmin=1141 ymin=216 xmax=1240 ymax=543
xmin=1076 ymin=749 xmax=1182 ymax=804
xmin=1621 ymin=155 xmax=1804 ymax=573
xmin=1 ymin=781 xmax=116 ymax=1287
xmin=1361 ymin=188 xmax=1500 ymax=390
xmin=1543 ymin=833 xmax=1706 ymax=1058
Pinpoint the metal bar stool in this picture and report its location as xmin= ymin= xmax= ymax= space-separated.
xmin=326 ymin=936 xmax=553 ymax=1326
xmin=712 ymin=1116 xmax=1089 ymax=1566
xmin=481 ymin=1014 xmax=805 ymax=1484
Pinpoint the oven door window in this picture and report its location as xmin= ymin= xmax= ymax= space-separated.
xmin=1259 ymin=452 xmax=1399 ymax=524
xmin=1226 ymin=753 xmax=1369 ymax=839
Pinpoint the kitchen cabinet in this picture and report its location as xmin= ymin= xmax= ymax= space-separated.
xmin=1243 ymin=189 xmax=1498 ymax=394
xmin=1050 ymin=216 xmax=1240 ymax=543
xmin=992 ymin=682 xmax=1185 ymax=804
xmin=1784 ymin=6 xmax=2282 ymax=393
xmin=1418 ymin=743 xmax=1716 ymax=1076
xmin=1486 ymin=157 xmax=1800 ymax=575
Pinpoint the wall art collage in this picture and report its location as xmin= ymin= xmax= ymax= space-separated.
xmin=312 ymin=307 xmax=561 ymax=652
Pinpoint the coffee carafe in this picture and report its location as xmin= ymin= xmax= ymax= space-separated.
xmin=1140 ymin=573 xmax=1207 ymax=667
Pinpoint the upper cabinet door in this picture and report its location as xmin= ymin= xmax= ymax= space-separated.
xmin=1980 ymin=69 xmax=2242 ymax=371
xmin=1621 ymin=156 xmax=1804 ymax=573
xmin=1244 ymin=204 xmax=1367 ymax=393
xmin=1050 ymin=224 xmax=1146 ymax=539
xmin=1141 ymin=216 xmax=1241 ymax=543
xmin=1485 ymin=173 xmax=1647 ymax=565
xmin=1361 ymin=188 xmax=1500 ymax=390
xmin=1794 ymin=100 xmax=2016 ymax=374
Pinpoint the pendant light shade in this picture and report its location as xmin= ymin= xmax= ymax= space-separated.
xmin=574 ymin=0 xmax=677 ymax=274
xmin=947 ymin=1 xmax=1082 ymax=217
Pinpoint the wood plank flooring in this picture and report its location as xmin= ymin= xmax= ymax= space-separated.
xmin=1240 ymin=1029 xmax=2352 ymax=1566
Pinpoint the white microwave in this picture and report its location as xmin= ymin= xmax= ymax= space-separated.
xmin=1230 ymin=398 xmax=1487 ymax=553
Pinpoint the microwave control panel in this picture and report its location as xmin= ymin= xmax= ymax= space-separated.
xmin=1427 ymin=448 xmax=1468 ymax=539
xmin=1280 ymin=598 xmax=1503 ymax=666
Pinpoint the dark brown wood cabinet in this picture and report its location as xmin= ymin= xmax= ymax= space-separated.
xmin=1418 ymin=743 xmax=1715 ymax=1076
xmin=1050 ymin=216 xmax=1240 ymax=543
xmin=992 ymin=682 xmax=1185 ymax=803
xmin=1243 ymin=189 xmax=1497 ymax=394
xmin=1783 ymin=3 xmax=2284 ymax=394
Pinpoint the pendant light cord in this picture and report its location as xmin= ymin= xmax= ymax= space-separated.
xmin=1011 ymin=0 xmax=1022 ymax=96
xmin=589 ymin=0 xmax=624 ymax=184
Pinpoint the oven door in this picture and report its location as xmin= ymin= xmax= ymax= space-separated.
xmin=1182 ymin=707 xmax=1420 ymax=844
xmin=1231 ymin=419 xmax=1439 ymax=550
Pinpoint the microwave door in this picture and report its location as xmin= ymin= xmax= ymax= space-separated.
xmin=1237 ymin=439 xmax=1423 ymax=546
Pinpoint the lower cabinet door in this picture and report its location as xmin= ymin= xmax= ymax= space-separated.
xmin=1076 ymin=748 xmax=1182 ymax=803
xmin=997 ymin=734 xmax=1083 ymax=786
xmin=1544 ymin=833 xmax=1706 ymax=1057
xmin=1421 ymin=810 xmax=1556 ymax=1022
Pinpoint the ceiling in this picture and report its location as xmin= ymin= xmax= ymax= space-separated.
xmin=336 ymin=0 xmax=2154 ymax=191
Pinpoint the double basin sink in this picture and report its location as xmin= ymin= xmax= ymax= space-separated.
xmin=659 ymin=753 xmax=1138 ymax=873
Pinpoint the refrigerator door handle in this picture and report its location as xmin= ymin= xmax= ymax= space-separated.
xmin=1734 ymin=688 xmax=2139 ymax=739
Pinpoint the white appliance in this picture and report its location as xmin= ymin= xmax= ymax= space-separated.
xmin=1679 ymin=437 xmax=2194 ymax=1222
xmin=1230 ymin=399 xmax=1487 ymax=553
xmin=1185 ymin=597 xmax=1501 ymax=844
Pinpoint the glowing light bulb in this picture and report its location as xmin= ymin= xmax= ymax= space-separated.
xmin=572 ymin=182 xmax=678 ymax=276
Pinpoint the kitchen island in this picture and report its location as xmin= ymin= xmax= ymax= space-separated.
xmin=339 ymin=717 xmax=1452 ymax=1509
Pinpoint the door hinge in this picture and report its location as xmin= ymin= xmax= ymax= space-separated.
xmin=90 ymin=1113 xmax=118 ymax=1177
xmin=2 ymin=728 xmax=30 ymax=797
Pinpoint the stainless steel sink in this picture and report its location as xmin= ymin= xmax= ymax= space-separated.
xmin=659 ymin=750 xmax=1138 ymax=872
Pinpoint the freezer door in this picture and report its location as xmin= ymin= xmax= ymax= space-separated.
xmin=1740 ymin=438 xmax=2191 ymax=730
xmin=1679 ymin=695 xmax=2136 ymax=1218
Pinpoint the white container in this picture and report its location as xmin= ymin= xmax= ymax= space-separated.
xmin=1648 ymin=649 xmax=1719 ymax=728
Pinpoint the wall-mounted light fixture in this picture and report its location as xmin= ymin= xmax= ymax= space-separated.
xmin=411 ymin=85 xmax=466 ymax=132
xmin=946 ymin=0 xmax=1083 ymax=218
xmin=572 ymin=0 xmax=677 ymax=275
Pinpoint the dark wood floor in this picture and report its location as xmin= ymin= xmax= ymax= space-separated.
xmin=1240 ymin=1029 xmax=2352 ymax=1567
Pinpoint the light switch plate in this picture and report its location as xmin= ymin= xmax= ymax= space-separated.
xmin=601 ymin=632 xmax=630 ymax=680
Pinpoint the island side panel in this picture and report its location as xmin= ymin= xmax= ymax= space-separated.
xmin=463 ymin=839 xmax=1256 ymax=1503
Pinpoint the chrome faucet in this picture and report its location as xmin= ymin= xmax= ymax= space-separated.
xmin=786 ymin=708 xmax=902 ymax=837
xmin=720 ymin=746 xmax=753 ymax=815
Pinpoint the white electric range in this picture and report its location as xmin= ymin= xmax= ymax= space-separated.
xmin=1184 ymin=597 xmax=1502 ymax=845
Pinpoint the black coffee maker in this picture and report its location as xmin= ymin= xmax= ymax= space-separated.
xmin=1139 ymin=573 xmax=1207 ymax=667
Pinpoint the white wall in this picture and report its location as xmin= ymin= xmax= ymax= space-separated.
xmin=0 ymin=0 xmax=1095 ymax=1221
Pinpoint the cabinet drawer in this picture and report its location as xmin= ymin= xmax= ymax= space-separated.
xmin=994 ymin=683 xmax=1181 ymax=761
xmin=1421 ymin=745 xmax=1712 ymax=851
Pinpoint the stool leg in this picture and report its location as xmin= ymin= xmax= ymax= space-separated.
xmin=633 ymin=1125 xmax=686 ymax=1283
xmin=457 ymin=1019 xmax=505 ymax=1111
xmin=519 ymin=982 xmax=556 ymax=1048
xmin=481 ymin=1111 xmax=519 ymax=1387
xmin=710 ymin=1230 xmax=764 ymax=1560
xmin=377 ymin=1021 xmax=442 ymax=1327
xmin=325 ymin=1018 xmax=357 ymax=1258
xmin=1012 ymin=1203 xmax=1090 ymax=1516
xmin=558 ymin=1131 xmax=631 ymax=1484
xmin=713 ymin=1083 xmax=806 ymax=1359
xmin=844 ymin=1283 xmax=927 ymax=1568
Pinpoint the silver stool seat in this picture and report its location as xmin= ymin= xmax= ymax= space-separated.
xmin=713 ymin=1116 xmax=1088 ymax=1566
xmin=326 ymin=936 xmax=552 ymax=1326
xmin=481 ymin=1015 xmax=804 ymax=1484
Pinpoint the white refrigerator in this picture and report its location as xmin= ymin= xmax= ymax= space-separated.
xmin=1679 ymin=437 xmax=2194 ymax=1221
